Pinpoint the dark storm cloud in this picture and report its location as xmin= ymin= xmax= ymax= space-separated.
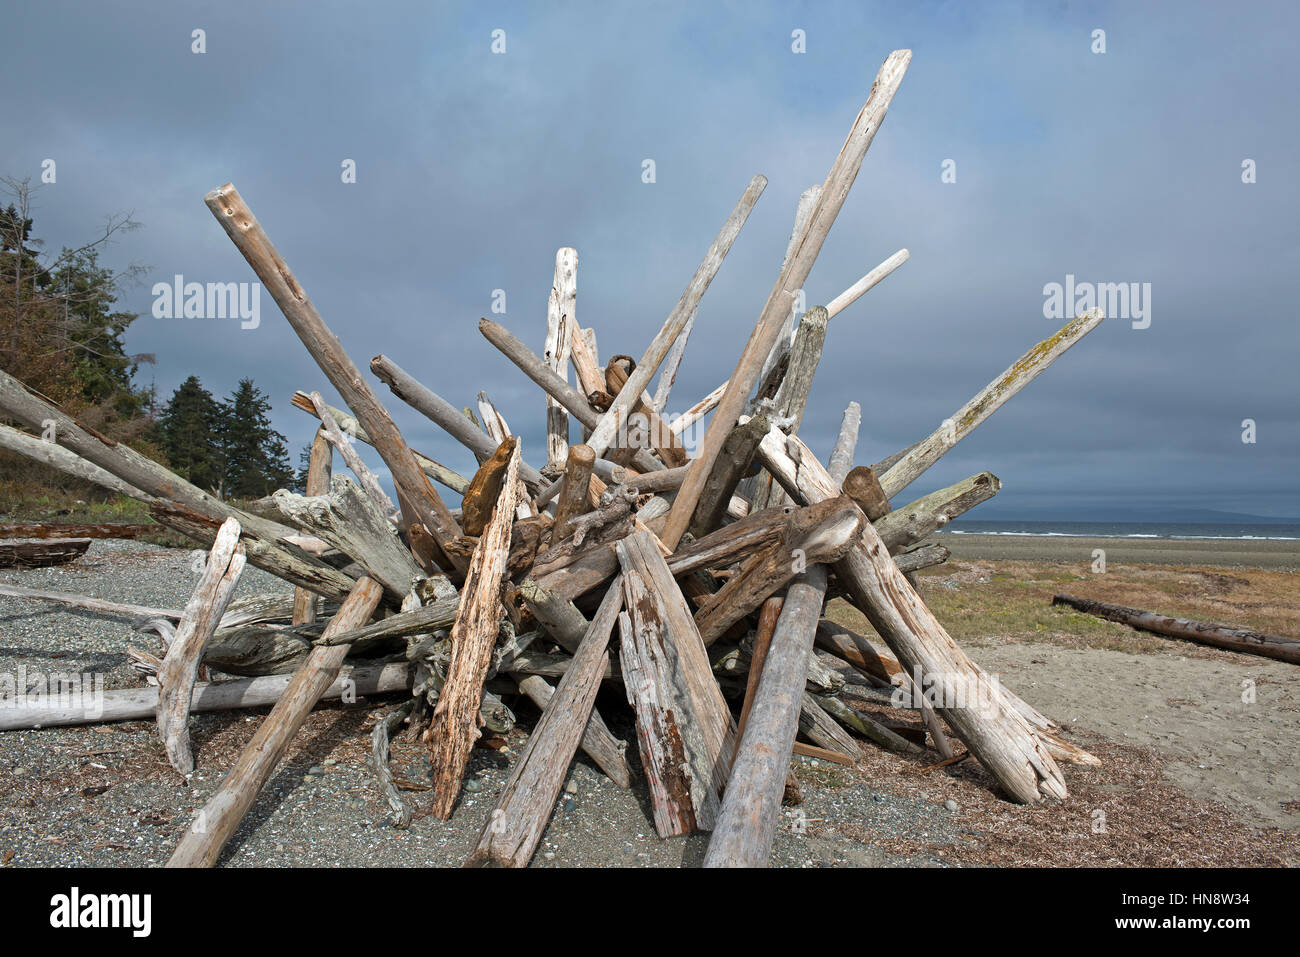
xmin=6 ymin=0 xmax=1297 ymax=517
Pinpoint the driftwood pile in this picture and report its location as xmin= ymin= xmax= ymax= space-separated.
xmin=0 ymin=50 xmax=1110 ymax=867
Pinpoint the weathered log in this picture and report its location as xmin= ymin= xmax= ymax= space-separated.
xmin=747 ymin=306 xmax=829 ymax=512
xmin=292 ymin=427 xmax=332 ymax=625
xmin=476 ymin=391 xmax=512 ymax=447
xmin=755 ymin=186 xmax=824 ymax=394
xmin=0 ymin=423 xmax=150 ymax=501
xmin=704 ymin=402 xmax=860 ymax=867
xmin=460 ymin=438 xmax=518 ymax=538
xmin=272 ymin=475 xmax=420 ymax=600
xmin=617 ymin=532 xmax=736 ymax=797
xmin=511 ymin=673 xmax=630 ymax=788
xmin=824 ymin=248 xmax=910 ymax=319
xmin=516 ymin=578 xmax=587 ymax=655
xmin=371 ymin=700 xmax=416 ymax=828
xmin=873 ymin=472 xmax=1000 ymax=552
xmin=156 ymin=518 xmax=247 ymax=775
xmin=842 ymin=466 xmax=890 ymax=521
xmin=425 ymin=441 xmax=521 ymax=818
xmin=204 ymin=185 xmax=463 ymax=569
xmin=0 ymin=661 xmax=412 ymax=732
xmin=813 ymin=620 xmax=902 ymax=685
xmin=149 ymin=501 xmax=359 ymax=603
xmin=0 ymin=522 xmax=158 ymax=540
xmin=168 ymin=576 xmax=385 ymax=867
xmin=544 ymin=247 xmax=578 ymax=470
xmin=797 ymin=689 xmax=864 ymax=760
xmin=617 ymin=576 xmax=716 ymax=836
xmin=668 ymin=383 xmax=727 ymax=437
xmin=734 ymin=596 xmax=783 ymax=757
xmin=757 ymin=429 xmax=1068 ymax=802
xmin=0 ymin=538 xmax=91 ymax=568
xmin=0 ymin=582 xmax=178 ymax=620
xmin=1052 ymin=594 xmax=1300 ymax=665
xmin=476 ymin=319 xmax=664 ymax=477
xmin=604 ymin=356 xmax=688 ymax=468
xmin=578 ymin=175 xmax=766 ymax=468
xmin=688 ymin=414 xmax=769 ymax=538
xmin=812 ymin=691 xmax=921 ymax=755
xmin=693 ymin=495 xmax=863 ymax=645
xmin=878 ymin=308 xmax=1105 ymax=500
xmin=550 ymin=444 xmax=595 ymax=543
xmin=663 ymin=50 xmax=912 ymax=549
xmin=290 ymin=390 xmax=469 ymax=495
xmin=467 ymin=584 xmax=624 ymax=867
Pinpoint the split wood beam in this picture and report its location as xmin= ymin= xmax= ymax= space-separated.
xmin=424 ymin=440 xmax=522 ymax=818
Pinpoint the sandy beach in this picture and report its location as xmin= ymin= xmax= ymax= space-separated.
xmin=939 ymin=533 xmax=1300 ymax=570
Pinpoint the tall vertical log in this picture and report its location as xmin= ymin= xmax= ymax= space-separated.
xmin=544 ymin=248 xmax=578 ymax=470
xmin=156 ymin=518 xmax=246 ymax=775
xmin=663 ymin=50 xmax=912 ymax=549
xmin=687 ymin=414 xmax=769 ymax=539
xmin=425 ymin=441 xmax=522 ymax=818
xmin=203 ymin=184 xmax=464 ymax=569
xmin=167 ymin=576 xmax=385 ymax=867
xmin=292 ymin=428 xmax=332 ymax=625
xmin=746 ymin=305 xmax=830 ymax=512
xmin=550 ymin=444 xmax=595 ymax=543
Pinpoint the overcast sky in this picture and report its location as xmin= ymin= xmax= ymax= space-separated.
xmin=7 ymin=0 xmax=1298 ymax=519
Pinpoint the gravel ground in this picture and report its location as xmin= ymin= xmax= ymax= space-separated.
xmin=1 ymin=541 xmax=1293 ymax=867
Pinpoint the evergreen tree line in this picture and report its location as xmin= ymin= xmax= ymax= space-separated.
xmin=1 ymin=175 xmax=298 ymax=501
xmin=157 ymin=375 xmax=296 ymax=499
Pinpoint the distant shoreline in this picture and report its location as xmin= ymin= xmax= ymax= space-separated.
xmin=937 ymin=533 xmax=1300 ymax=570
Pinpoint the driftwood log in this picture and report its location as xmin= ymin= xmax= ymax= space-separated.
xmin=1053 ymin=594 xmax=1300 ymax=665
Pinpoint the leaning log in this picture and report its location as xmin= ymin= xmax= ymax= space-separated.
xmin=167 ymin=576 xmax=386 ymax=867
xmin=662 ymin=50 xmax=912 ymax=549
xmin=757 ymin=428 xmax=1068 ymax=803
xmin=1052 ymin=594 xmax=1300 ymax=665
xmin=156 ymin=518 xmax=246 ymax=775
xmin=424 ymin=441 xmax=521 ymax=818
xmin=204 ymin=184 xmax=464 ymax=570
xmin=467 ymin=583 xmax=624 ymax=867
xmin=877 ymin=308 xmax=1105 ymax=500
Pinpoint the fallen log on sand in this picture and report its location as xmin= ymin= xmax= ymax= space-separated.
xmin=0 ymin=538 xmax=90 ymax=568
xmin=1053 ymin=594 xmax=1300 ymax=665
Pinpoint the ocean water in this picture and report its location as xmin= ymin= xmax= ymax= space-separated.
xmin=938 ymin=520 xmax=1300 ymax=541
